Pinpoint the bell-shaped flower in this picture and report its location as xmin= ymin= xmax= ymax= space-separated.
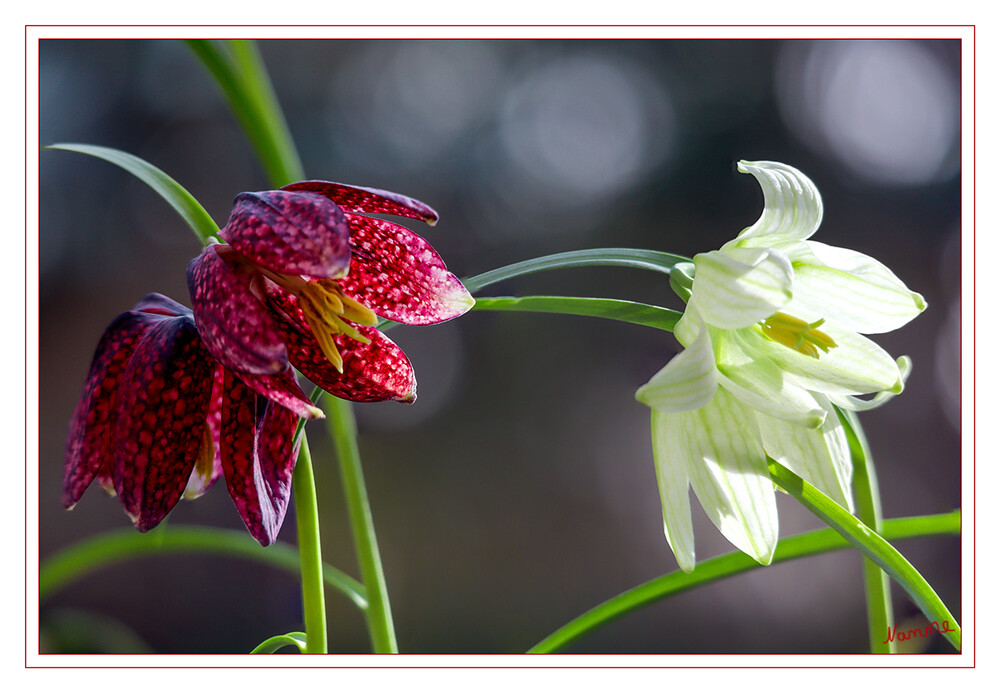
xmin=64 ymin=294 xmax=304 ymax=545
xmin=186 ymin=181 xmax=474 ymax=414
xmin=636 ymin=160 xmax=926 ymax=572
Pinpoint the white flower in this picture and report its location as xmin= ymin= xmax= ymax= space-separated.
xmin=636 ymin=160 xmax=925 ymax=572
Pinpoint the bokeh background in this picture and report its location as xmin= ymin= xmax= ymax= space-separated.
xmin=38 ymin=39 xmax=962 ymax=654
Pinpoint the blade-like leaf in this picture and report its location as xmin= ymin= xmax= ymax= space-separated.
xmin=472 ymin=295 xmax=681 ymax=332
xmin=767 ymin=458 xmax=961 ymax=651
xmin=250 ymin=631 xmax=307 ymax=654
xmin=38 ymin=526 xmax=368 ymax=611
xmin=528 ymin=510 xmax=960 ymax=653
xmin=462 ymin=248 xmax=691 ymax=294
xmin=43 ymin=143 xmax=219 ymax=244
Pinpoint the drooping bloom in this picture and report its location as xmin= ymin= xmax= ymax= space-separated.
xmin=63 ymin=293 xmax=302 ymax=545
xmin=65 ymin=181 xmax=473 ymax=544
xmin=186 ymin=181 xmax=474 ymax=411
xmin=636 ymin=160 xmax=926 ymax=572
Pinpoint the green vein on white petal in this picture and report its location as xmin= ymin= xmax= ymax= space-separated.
xmin=828 ymin=356 xmax=913 ymax=412
xmin=636 ymin=318 xmax=718 ymax=412
xmin=733 ymin=160 xmax=823 ymax=244
xmin=794 ymin=241 xmax=927 ymax=334
xmin=746 ymin=316 xmax=903 ymax=396
xmin=713 ymin=328 xmax=826 ymax=427
xmin=690 ymin=247 xmax=793 ymax=329
xmin=756 ymin=395 xmax=854 ymax=513
xmin=651 ymin=410 xmax=696 ymax=573
xmin=684 ymin=389 xmax=777 ymax=566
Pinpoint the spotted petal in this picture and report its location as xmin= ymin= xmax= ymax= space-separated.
xmin=235 ymin=366 xmax=324 ymax=420
xmin=338 ymin=214 xmax=474 ymax=325
xmin=183 ymin=364 xmax=225 ymax=499
xmin=187 ymin=244 xmax=288 ymax=375
xmin=220 ymin=190 xmax=351 ymax=279
xmin=282 ymin=322 xmax=417 ymax=403
xmin=63 ymin=309 xmax=163 ymax=509
xmin=282 ymin=180 xmax=440 ymax=225
xmin=220 ymin=371 xmax=300 ymax=546
xmin=112 ymin=315 xmax=217 ymax=532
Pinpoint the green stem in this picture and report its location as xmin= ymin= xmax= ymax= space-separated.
xmin=768 ymin=459 xmax=961 ymax=651
xmin=529 ymin=511 xmax=960 ymax=653
xmin=291 ymin=436 xmax=328 ymax=653
xmin=324 ymin=393 xmax=398 ymax=653
xmin=462 ymin=248 xmax=690 ymax=294
xmin=840 ymin=408 xmax=894 ymax=653
xmin=39 ymin=526 xmax=367 ymax=610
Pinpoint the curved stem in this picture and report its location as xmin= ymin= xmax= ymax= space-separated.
xmin=39 ymin=526 xmax=367 ymax=610
xmin=839 ymin=407 xmax=895 ymax=653
xmin=529 ymin=510 xmax=960 ymax=653
xmin=462 ymin=248 xmax=690 ymax=294
xmin=292 ymin=435 xmax=328 ymax=653
xmin=768 ymin=459 xmax=961 ymax=651
xmin=324 ymin=393 xmax=398 ymax=653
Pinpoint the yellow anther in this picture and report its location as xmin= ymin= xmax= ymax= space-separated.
xmin=263 ymin=272 xmax=378 ymax=374
xmin=760 ymin=312 xmax=838 ymax=359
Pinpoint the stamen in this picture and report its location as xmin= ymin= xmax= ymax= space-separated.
xmin=258 ymin=269 xmax=379 ymax=373
xmin=760 ymin=311 xmax=838 ymax=359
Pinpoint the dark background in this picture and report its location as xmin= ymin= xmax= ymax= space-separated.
xmin=38 ymin=39 xmax=962 ymax=654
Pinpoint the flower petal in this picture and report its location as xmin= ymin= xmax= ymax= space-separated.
xmin=63 ymin=309 xmax=161 ymax=509
xmin=713 ymin=328 xmax=827 ymax=427
xmin=183 ymin=365 xmax=224 ymax=499
xmin=684 ymin=389 xmax=778 ymax=566
xmin=828 ymin=356 xmax=913 ymax=412
xmin=112 ymin=315 xmax=216 ymax=532
xmin=690 ymin=247 xmax=793 ymax=329
xmin=636 ymin=315 xmax=718 ymax=412
xmin=284 ymin=323 xmax=417 ymax=403
xmin=282 ymin=180 xmax=439 ymax=225
xmin=650 ymin=409 xmax=696 ymax=573
xmin=733 ymin=160 xmax=823 ymax=244
xmin=134 ymin=292 xmax=190 ymax=317
xmin=220 ymin=190 xmax=351 ymax=278
xmin=337 ymin=214 xmax=474 ymax=325
xmin=187 ymin=244 xmax=288 ymax=375
xmin=749 ymin=301 xmax=904 ymax=396
xmin=756 ymin=395 xmax=854 ymax=512
xmin=794 ymin=241 xmax=927 ymax=334
xmin=235 ymin=366 xmax=324 ymax=420
xmin=220 ymin=371 xmax=300 ymax=546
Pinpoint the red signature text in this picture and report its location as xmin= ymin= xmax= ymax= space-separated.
xmin=882 ymin=620 xmax=957 ymax=644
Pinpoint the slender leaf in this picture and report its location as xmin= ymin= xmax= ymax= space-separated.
xmin=251 ymin=632 xmax=307 ymax=654
xmin=39 ymin=526 xmax=368 ymax=611
xmin=529 ymin=510 xmax=960 ymax=653
xmin=43 ymin=143 xmax=219 ymax=244
xmin=473 ymin=296 xmax=681 ymax=332
xmin=768 ymin=459 xmax=961 ymax=651
xmin=185 ymin=40 xmax=303 ymax=186
xmin=462 ymin=248 xmax=691 ymax=294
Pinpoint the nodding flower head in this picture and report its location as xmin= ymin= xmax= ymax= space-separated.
xmin=636 ymin=160 xmax=926 ymax=572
